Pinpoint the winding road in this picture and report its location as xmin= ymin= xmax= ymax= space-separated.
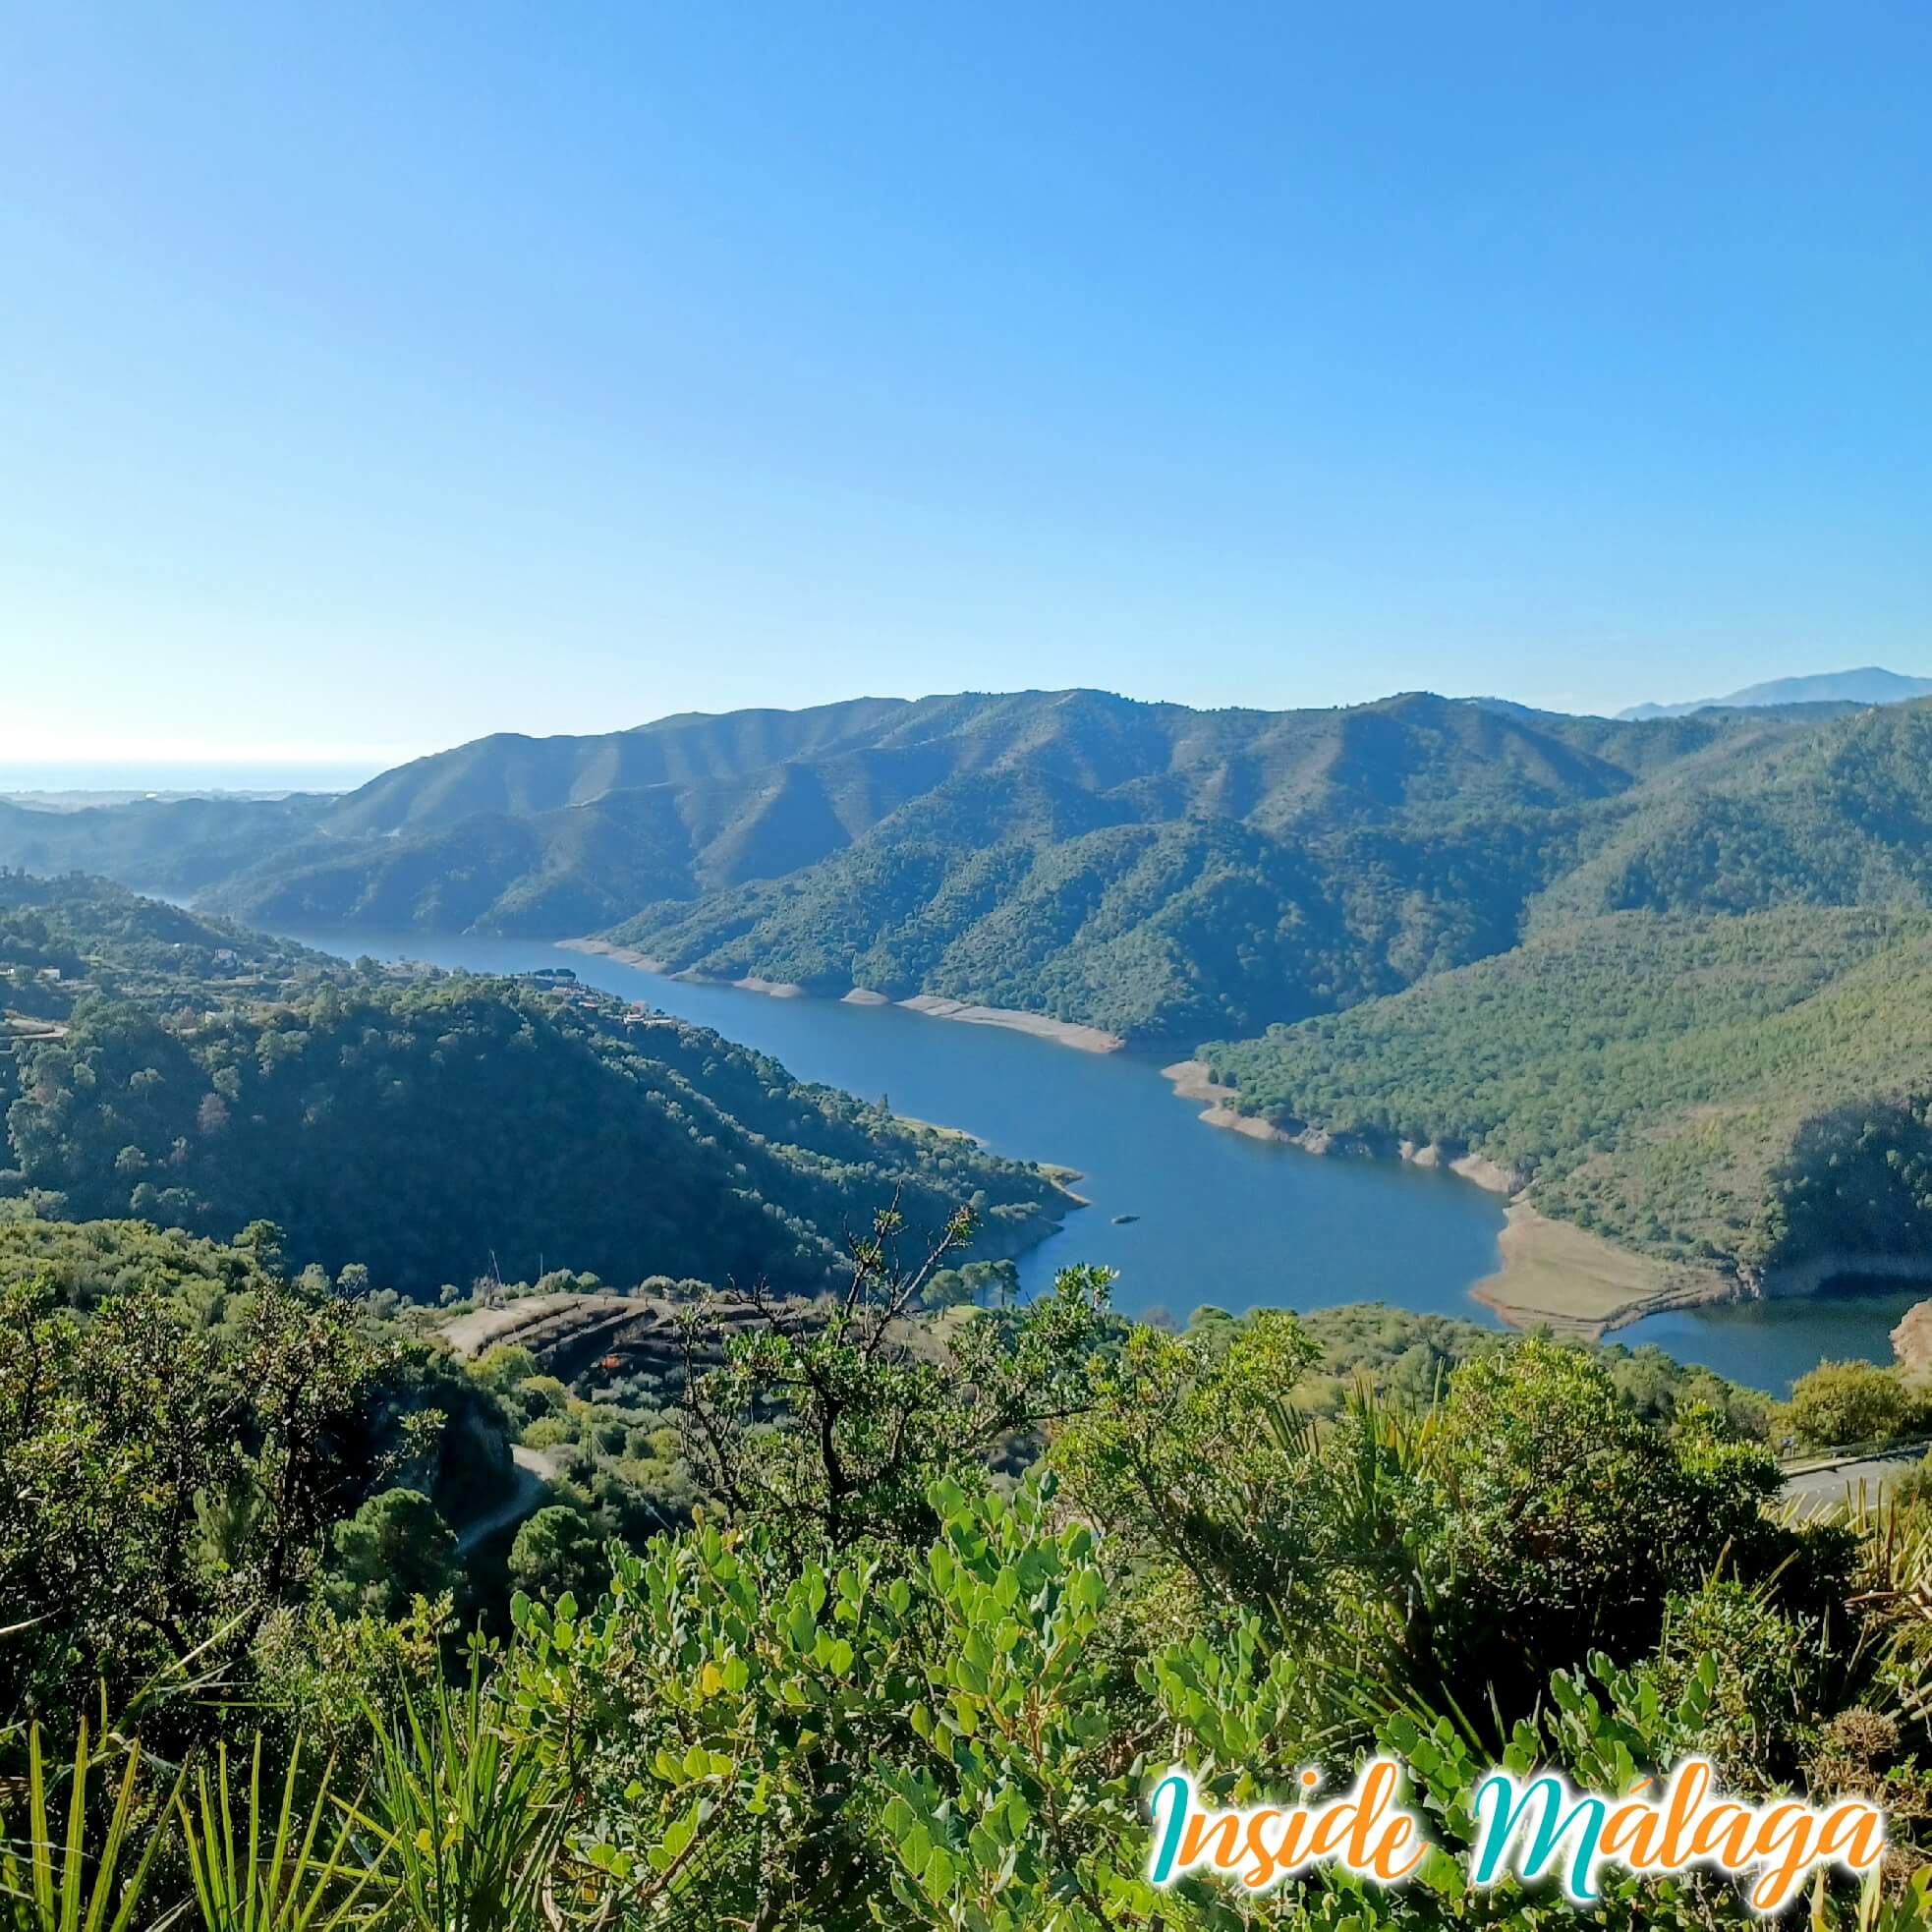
xmin=457 ymin=1444 xmax=561 ymax=1554
xmin=1782 ymin=1441 xmax=1927 ymax=1520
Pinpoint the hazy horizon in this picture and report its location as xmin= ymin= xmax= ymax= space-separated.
xmin=4 ymin=5 xmax=1927 ymax=766
xmin=10 ymin=661 xmax=1932 ymax=797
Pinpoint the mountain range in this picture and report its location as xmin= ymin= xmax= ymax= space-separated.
xmin=11 ymin=680 xmax=1932 ymax=1294
xmin=1616 ymin=665 xmax=1932 ymax=720
xmin=6 ymin=685 xmax=1932 ymax=1043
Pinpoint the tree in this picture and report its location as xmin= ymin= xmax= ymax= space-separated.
xmin=1051 ymin=1308 xmax=1335 ymax=1613
xmin=1788 ymin=1358 xmax=1918 ymax=1449
xmin=0 ymin=1242 xmax=413 ymax=1731
xmin=0 ymin=1278 xmax=233 ymax=1717
xmin=324 ymin=1488 xmax=462 ymax=1620
xmin=679 ymin=1203 xmax=1112 ymax=1556
xmin=240 ymin=1274 xmax=396 ymax=1604
xmin=508 ymin=1506 xmax=606 ymax=1607
xmin=1429 ymin=1339 xmax=1787 ymax=1707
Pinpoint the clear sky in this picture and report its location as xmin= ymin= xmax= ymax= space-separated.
xmin=2 ymin=3 xmax=1928 ymax=779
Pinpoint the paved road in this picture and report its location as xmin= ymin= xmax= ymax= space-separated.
xmin=1783 ymin=1444 xmax=1925 ymax=1519
xmin=457 ymin=1444 xmax=560 ymax=1553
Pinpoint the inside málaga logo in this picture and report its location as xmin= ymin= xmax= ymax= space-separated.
xmin=1148 ymin=1758 xmax=1886 ymax=1913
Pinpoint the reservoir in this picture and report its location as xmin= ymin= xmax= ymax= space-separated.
xmin=1617 ymin=1287 xmax=1931 ymax=1399
xmin=296 ymin=932 xmax=1922 ymax=1392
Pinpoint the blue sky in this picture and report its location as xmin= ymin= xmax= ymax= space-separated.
xmin=2 ymin=3 xmax=1927 ymax=777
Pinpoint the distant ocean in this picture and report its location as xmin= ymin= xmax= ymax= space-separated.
xmin=1 ymin=762 xmax=382 ymax=797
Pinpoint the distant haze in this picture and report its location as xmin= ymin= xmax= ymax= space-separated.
xmin=1617 ymin=666 xmax=1932 ymax=721
xmin=2 ymin=761 xmax=386 ymax=797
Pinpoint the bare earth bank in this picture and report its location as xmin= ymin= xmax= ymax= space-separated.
xmin=1160 ymin=1060 xmax=1743 ymax=1339
xmin=559 ymin=938 xmax=668 ymax=971
xmin=893 ymin=994 xmax=1123 ymax=1053
xmin=1160 ymin=1061 xmax=1522 ymax=1195
xmin=1470 ymin=1204 xmax=1730 ymax=1337
xmin=564 ymin=939 xmax=807 ymax=999
xmin=1893 ymin=1301 xmax=1932 ymax=1386
xmin=562 ymin=944 xmax=1124 ymax=1052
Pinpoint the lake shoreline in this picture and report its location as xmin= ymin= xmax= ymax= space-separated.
xmin=295 ymin=928 xmax=1919 ymax=1387
xmin=894 ymin=993 xmax=1124 ymax=1053
xmin=561 ymin=938 xmax=669 ymax=971
xmin=893 ymin=1112 xmax=1093 ymax=1209
xmin=1159 ymin=1058 xmax=1932 ymax=1343
xmin=1159 ymin=1060 xmax=1521 ymax=1194
xmin=561 ymin=941 xmax=1126 ymax=1052
xmin=1470 ymin=1204 xmax=1732 ymax=1338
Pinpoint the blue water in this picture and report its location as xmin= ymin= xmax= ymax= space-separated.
xmin=291 ymin=931 xmax=1922 ymax=1392
xmin=294 ymin=931 xmax=1506 ymax=1330
xmin=1618 ymin=1285 xmax=1929 ymax=1397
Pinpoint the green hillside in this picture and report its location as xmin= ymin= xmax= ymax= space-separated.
xmin=11 ymin=693 xmax=1932 ymax=1051
xmin=1199 ymin=905 xmax=1932 ymax=1275
xmin=0 ymin=867 xmax=327 ymax=1020
xmin=611 ymin=809 xmax=1564 ymax=1038
xmin=0 ymin=792 xmax=329 ymax=891
xmin=1528 ymin=697 xmax=1932 ymax=930
xmin=603 ymin=695 xmax=1912 ymax=1039
xmin=1 ymin=879 xmax=1071 ymax=1296
xmin=204 ymin=789 xmax=703 ymax=936
xmin=13 ymin=1211 xmax=1927 ymax=1928
xmin=0 ymin=691 xmax=1823 ymax=1029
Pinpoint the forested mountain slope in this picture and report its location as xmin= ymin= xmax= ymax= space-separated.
xmin=0 ymin=868 xmax=325 ymax=1014
xmin=1525 ymin=697 xmax=1932 ymax=930
xmin=0 ymin=791 xmax=329 ymax=892
xmin=1176 ymin=701 xmax=1932 ymax=1283
xmin=7 ymin=689 xmax=1932 ymax=1043
xmin=323 ymin=696 xmax=920 ymax=832
xmin=1198 ymin=906 xmax=1932 ymax=1278
xmin=603 ymin=695 xmax=1932 ymax=1039
xmin=1 ymin=878 xmax=1070 ymax=1295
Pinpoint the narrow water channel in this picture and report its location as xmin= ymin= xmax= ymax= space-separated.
xmin=296 ymin=931 xmax=1921 ymax=1392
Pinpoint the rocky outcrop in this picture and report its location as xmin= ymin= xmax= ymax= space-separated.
xmin=1892 ymin=1299 xmax=1932 ymax=1386
xmin=1743 ymin=1252 xmax=1932 ymax=1303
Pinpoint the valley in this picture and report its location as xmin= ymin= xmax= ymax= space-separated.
xmin=15 ymin=17 xmax=1932 ymax=1915
xmin=283 ymin=925 xmax=1929 ymax=1393
xmin=10 ymin=684 xmax=1932 ymax=1386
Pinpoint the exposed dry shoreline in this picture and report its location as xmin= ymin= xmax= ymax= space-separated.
xmin=1470 ymin=1204 xmax=1730 ymax=1338
xmin=893 ymin=993 xmax=1123 ymax=1053
xmin=560 ymin=938 xmax=668 ymax=971
xmin=1159 ymin=1060 xmax=1520 ymax=1195
xmin=1158 ymin=1057 xmax=1932 ymax=1341
xmin=1894 ymin=1302 xmax=1932 ymax=1385
xmin=562 ymin=939 xmax=813 ymax=999
xmin=561 ymin=942 xmax=1126 ymax=1053
xmin=1160 ymin=1057 xmax=1693 ymax=1335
